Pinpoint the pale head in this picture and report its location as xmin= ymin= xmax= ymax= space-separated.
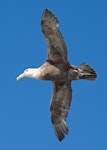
xmin=16 ymin=68 xmax=41 ymax=80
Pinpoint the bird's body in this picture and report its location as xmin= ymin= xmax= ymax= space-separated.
xmin=17 ymin=9 xmax=97 ymax=141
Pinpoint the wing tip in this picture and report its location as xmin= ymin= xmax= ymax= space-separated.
xmin=42 ymin=8 xmax=59 ymax=27
xmin=52 ymin=119 xmax=69 ymax=141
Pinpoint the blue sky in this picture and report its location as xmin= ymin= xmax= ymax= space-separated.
xmin=0 ymin=0 xmax=107 ymax=149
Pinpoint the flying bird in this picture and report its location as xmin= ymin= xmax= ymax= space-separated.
xmin=17 ymin=9 xmax=97 ymax=141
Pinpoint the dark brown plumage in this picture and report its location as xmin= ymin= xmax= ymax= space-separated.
xmin=41 ymin=9 xmax=97 ymax=141
xmin=41 ymin=9 xmax=68 ymax=62
xmin=17 ymin=9 xmax=97 ymax=141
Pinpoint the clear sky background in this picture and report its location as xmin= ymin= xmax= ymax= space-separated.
xmin=0 ymin=0 xmax=107 ymax=150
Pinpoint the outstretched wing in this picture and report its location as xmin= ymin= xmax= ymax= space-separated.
xmin=50 ymin=81 xmax=72 ymax=141
xmin=41 ymin=9 xmax=68 ymax=62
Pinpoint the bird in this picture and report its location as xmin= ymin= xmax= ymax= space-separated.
xmin=17 ymin=9 xmax=97 ymax=141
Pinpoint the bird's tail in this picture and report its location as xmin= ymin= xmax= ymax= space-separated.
xmin=77 ymin=63 xmax=97 ymax=80
xmin=70 ymin=63 xmax=97 ymax=80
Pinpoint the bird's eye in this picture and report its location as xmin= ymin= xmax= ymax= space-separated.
xmin=25 ymin=69 xmax=28 ymax=72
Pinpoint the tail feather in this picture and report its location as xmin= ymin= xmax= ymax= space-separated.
xmin=78 ymin=63 xmax=97 ymax=80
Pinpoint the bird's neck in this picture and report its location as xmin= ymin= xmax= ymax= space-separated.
xmin=31 ymin=68 xmax=42 ymax=80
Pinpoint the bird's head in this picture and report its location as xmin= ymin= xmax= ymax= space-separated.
xmin=16 ymin=68 xmax=35 ymax=80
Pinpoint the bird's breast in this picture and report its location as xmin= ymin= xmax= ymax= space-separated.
xmin=38 ymin=62 xmax=69 ymax=81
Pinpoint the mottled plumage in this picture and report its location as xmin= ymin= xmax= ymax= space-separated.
xmin=17 ymin=9 xmax=97 ymax=141
xmin=41 ymin=9 xmax=68 ymax=62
